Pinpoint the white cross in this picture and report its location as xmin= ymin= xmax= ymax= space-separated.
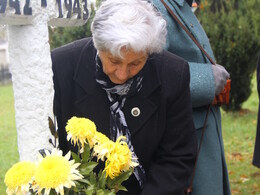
xmin=0 ymin=0 xmax=91 ymax=161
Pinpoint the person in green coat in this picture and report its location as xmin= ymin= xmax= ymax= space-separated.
xmin=151 ymin=0 xmax=231 ymax=195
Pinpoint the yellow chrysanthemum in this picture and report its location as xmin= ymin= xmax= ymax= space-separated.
xmin=66 ymin=117 xmax=97 ymax=152
xmin=105 ymin=136 xmax=138 ymax=179
xmin=4 ymin=161 xmax=36 ymax=195
xmin=33 ymin=149 xmax=83 ymax=195
xmin=94 ymin=131 xmax=110 ymax=144
xmin=93 ymin=132 xmax=115 ymax=161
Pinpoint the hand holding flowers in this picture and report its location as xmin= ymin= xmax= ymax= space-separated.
xmin=5 ymin=116 xmax=138 ymax=195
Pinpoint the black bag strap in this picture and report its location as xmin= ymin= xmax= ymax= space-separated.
xmin=186 ymin=105 xmax=210 ymax=194
xmin=160 ymin=0 xmax=216 ymax=65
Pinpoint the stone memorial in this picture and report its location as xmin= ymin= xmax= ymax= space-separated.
xmin=0 ymin=0 xmax=91 ymax=161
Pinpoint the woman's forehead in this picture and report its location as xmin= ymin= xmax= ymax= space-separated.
xmin=103 ymin=48 xmax=147 ymax=60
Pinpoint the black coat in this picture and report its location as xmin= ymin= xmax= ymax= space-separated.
xmin=51 ymin=38 xmax=197 ymax=195
xmin=253 ymin=54 xmax=260 ymax=168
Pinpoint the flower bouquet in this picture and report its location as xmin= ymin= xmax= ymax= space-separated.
xmin=4 ymin=116 xmax=138 ymax=195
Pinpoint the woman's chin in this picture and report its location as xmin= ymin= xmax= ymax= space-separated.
xmin=111 ymin=79 xmax=127 ymax=85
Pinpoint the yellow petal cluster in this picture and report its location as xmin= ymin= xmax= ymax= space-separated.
xmin=66 ymin=117 xmax=97 ymax=152
xmin=4 ymin=161 xmax=36 ymax=195
xmin=90 ymin=131 xmax=138 ymax=179
xmin=33 ymin=149 xmax=83 ymax=195
xmin=93 ymin=132 xmax=115 ymax=161
xmin=65 ymin=117 xmax=138 ymax=178
xmin=104 ymin=136 xmax=138 ymax=179
xmin=5 ymin=116 xmax=139 ymax=195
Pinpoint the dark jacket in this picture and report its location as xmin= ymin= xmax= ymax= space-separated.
xmin=253 ymin=54 xmax=260 ymax=168
xmin=51 ymin=38 xmax=197 ymax=195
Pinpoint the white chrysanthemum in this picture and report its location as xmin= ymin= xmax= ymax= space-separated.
xmin=33 ymin=149 xmax=83 ymax=195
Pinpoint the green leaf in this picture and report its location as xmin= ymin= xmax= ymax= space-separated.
xmin=84 ymin=184 xmax=96 ymax=195
xmin=29 ymin=188 xmax=38 ymax=195
xmin=96 ymin=189 xmax=105 ymax=195
xmin=89 ymin=171 xmax=97 ymax=185
xmin=48 ymin=116 xmax=58 ymax=138
xmin=97 ymin=171 xmax=107 ymax=189
xmin=107 ymin=169 xmax=133 ymax=190
xmin=78 ymin=178 xmax=91 ymax=185
xmin=96 ymin=189 xmax=116 ymax=195
xmin=81 ymin=143 xmax=90 ymax=163
xmin=79 ymin=162 xmax=98 ymax=176
xmin=106 ymin=189 xmax=117 ymax=195
xmin=71 ymin=152 xmax=81 ymax=163
xmin=74 ymin=180 xmax=80 ymax=186
xmin=116 ymin=184 xmax=128 ymax=192
xmin=49 ymin=189 xmax=56 ymax=195
xmin=64 ymin=188 xmax=74 ymax=195
xmin=73 ymin=187 xmax=79 ymax=192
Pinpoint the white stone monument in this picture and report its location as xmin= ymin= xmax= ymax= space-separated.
xmin=0 ymin=0 xmax=91 ymax=161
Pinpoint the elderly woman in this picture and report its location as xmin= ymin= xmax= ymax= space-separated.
xmin=52 ymin=0 xmax=197 ymax=194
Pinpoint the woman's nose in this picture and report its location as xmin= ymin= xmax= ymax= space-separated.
xmin=115 ymin=66 xmax=129 ymax=82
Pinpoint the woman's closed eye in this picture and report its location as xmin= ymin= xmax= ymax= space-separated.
xmin=109 ymin=58 xmax=121 ymax=65
xmin=130 ymin=59 xmax=144 ymax=67
xmin=129 ymin=62 xmax=140 ymax=66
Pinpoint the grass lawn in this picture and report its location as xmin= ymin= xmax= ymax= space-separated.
xmin=222 ymin=72 xmax=260 ymax=194
xmin=0 ymin=73 xmax=259 ymax=194
xmin=0 ymin=84 xmax=19 ymax=195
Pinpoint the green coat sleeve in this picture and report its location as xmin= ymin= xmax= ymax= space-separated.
xmin=188 ymin=62 xmax=215 ymax=107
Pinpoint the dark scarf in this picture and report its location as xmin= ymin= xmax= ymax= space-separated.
xmin=95 ymin=54 xmax=146 ymax=188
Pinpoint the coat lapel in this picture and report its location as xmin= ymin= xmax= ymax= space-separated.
xmin=172 ymin=0 xmax=185 ymax=6
xmin=73 ymin=42 xmax=161 ymax=138
xmin=73 ymin=40 xmax=111 ymax=137
xmin=123 ymin=60 xmax=161 ymax=136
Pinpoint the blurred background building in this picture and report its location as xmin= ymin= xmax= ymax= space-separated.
xmin=0 ymin=25 xmax=11 ymax=84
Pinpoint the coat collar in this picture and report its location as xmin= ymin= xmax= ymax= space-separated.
xmin=169 ymin=0 xmax=195 ymax=7
xmin=171 ymin=0 xmax=185 ymax=6
xmin=72 ymin=38 xmax=161 ymax=136
xmin=73 ymin=38 xmax=99 ymax=95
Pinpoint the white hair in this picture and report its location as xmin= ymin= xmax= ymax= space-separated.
xmin=91 ymin=0 xmax=167 ymax=57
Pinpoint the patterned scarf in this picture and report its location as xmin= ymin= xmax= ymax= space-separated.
xmin=95 ymin=54 xmax=146 ymax=188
